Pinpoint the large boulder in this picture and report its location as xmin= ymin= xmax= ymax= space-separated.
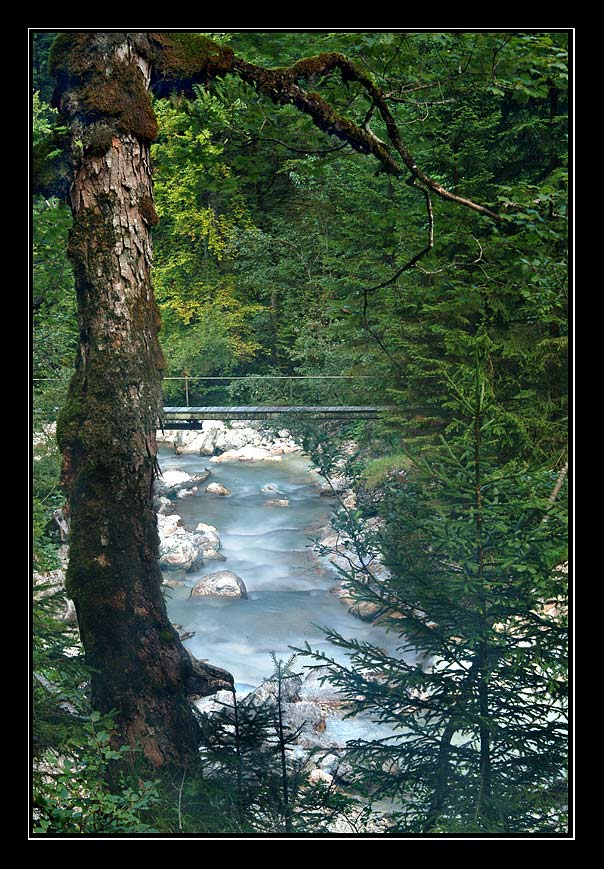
xmin=210 ymin=445 xmax=282 ymax=463
xmin=250 ymin=673 xmax=303 ymax=706
xmin=215 ymin=425 xmax=261 ymax=452
xmin=193 ymin=523 xmax=224 ymax=561
xmin=170 ymin=422 xmax=264 ymax=456
xmin=193 ymin=688 xmax=236 ymax=715
xmin=194 ymin=523 xmax=221 ymax=549
xmin=159 ymin=535 xmax=204 ymax=572
xmin=190 ymin=570 xmax=248 ymax=599
xmin=157 ymin=512 xmax=205 ymax=571
xmin=316 ymin=473 xmax=349 ymax=496
xmin=158 ymin=513 xmax=184 ymax=537
xmin=202 ymin=549 xmax=226 ymax=561
xmin=154 ymin=468 xmax=210 ymax=498
xmin=206 ymin=482 xmax=231 ymax=496
xmin=172 ymin=430 xmax=208 ymax=455
xmin=298 ymin=667 xmax=340 ymax=703
xmin=282 ymin=700 xmax=326 ymax=735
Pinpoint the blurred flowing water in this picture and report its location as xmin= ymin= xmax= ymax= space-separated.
xmin=159 ymin=446 xmax=412 ymax=695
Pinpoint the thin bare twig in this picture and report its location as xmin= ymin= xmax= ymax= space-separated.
xmin=177 ymin=766 xmax=187 ymax=831
xmin=542 ymin=462 xmax=568 ymax=524
xmin=247 ymin=134 xmax=349 ymax=157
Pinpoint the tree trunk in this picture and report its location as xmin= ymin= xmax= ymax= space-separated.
xmin=52 ymin=32 xmax=230 ymax=768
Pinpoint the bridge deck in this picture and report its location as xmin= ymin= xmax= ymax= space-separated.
xmin=162 ymin=405 xmax=386 ymax=425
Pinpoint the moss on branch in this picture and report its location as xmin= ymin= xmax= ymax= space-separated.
xmin=149 ymin=32 xmax=234 ymax=95
xmin=51 ymin=32 xmax=157 ymax=141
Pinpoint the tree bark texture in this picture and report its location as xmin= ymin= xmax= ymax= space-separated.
xmin=52 ymin=32 xmax=231 ymax=768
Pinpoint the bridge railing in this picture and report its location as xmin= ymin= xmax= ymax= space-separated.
xmin=162 ymin=375 xmax=384 ymax=408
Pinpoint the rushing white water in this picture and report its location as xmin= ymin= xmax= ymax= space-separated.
xmin=159 ymin=446 xmax=411 ymax=695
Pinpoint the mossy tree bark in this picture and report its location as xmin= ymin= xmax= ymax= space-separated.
xmin=51 ymin=32 xmax=232 ymax=769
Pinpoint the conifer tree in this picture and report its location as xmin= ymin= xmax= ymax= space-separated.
xmin=195 ymin=656 xmax=358 ymax=833
xmin=299 ymin=351 xmax=568 ymax=833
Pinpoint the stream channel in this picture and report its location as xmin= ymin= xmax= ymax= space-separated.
xmin=159 ymin=445 xmax=416 ymax=743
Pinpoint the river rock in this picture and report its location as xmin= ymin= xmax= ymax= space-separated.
xmin=154 ymin=468 xmax=210 ymax=498
xmin=299 ymin=667 xmax=340 ymax=702
xmin=159 ymin=514 xmax=184 ymax=537
xmin=193 ymin=688 xmax=235 ymax=716
xmin=308 ymin=768 xmax=333 ymax=786
xmin=154 ymin=495 xmax=173 ymax=515
xmin=172 ymin=430 xmax=208 ymax=455
xmin=316 ymin=473 xmax=349 ymax=496
xmin=250 ymin=673 xmax=303 ymax=706
xmin=194 ymin=523 xmax=221 ymax=549
xmin=159 ymin=535 xmax=204 ymax=572
xmin=190 ymin=570 xmax=247 ymax=599
xmin=268 ymin=440 xmax=302 ymax=455
xmin=316 ymin=752 xmax=340 ymax=774
xmin=195 ymin=521 xmax=220 ymax=537
xmin=264 ymin=499 xmax=289 ymax=507
xmin=260 ymin=483 xmax=284 ymax=495
xmin=350 ymin=600 xmax=382 ymax=621
xmin=286 ymin=744 xmax=311 ymax=769
xmin=282 ymin=700 xmax=326 ymax=735
xmin=157 ymin=512 xmax=205 ymax=571
xmin=210 ymin=445 xmax=282 ymax=463
xmin=215 ymin=426 xmax=261 ymax=452
xmin=206 ymin=482 xmax=231 ymax=496
xmin=176 ymin=486 xmax=199 ymax=499
xmin=202 ymin=549 xmax=226 ymax=561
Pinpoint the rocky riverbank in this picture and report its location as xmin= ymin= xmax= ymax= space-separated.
xmin=309 ymin=442 xmax=393 ymax=624
xmin=157 ymin=420 xmax=303 ymax=462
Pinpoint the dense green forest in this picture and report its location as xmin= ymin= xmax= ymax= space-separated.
xmin=32 ymin=31 xmax=569 ymax=837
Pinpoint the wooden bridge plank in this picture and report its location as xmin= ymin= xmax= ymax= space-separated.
xmin=161 ymin=404 xmax=388 ymax=427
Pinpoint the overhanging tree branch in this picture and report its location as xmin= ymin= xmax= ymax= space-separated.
xmin=144 ymin=35 xmax=501 ymax=222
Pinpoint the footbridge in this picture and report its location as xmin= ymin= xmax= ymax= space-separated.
xmin=162 ymin=375 xmax=390 ymax=428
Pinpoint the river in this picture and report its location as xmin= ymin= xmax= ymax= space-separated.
xmin=158 ymin=446 xmax=410 ymax=698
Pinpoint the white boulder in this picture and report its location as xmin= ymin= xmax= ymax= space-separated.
xmin=210 ymin=445 xmax=282 ymax=463
xmin=282 ymin=700 xmax=326 ymax=734
xmin=202 ymin=549 xmax=226 ymax=561
xmin=158 ymin=513 xmax=184 ymax=537
xmin=206 ymin=482 xmax=231 ymax=496
xmin=193 ymin=689 xmax=235 ymax=715
xmin=159 ymin=535 xmax=203 ymax=572
xmin=190 ymin=570 xmax=248 ymax=599
xmin=172 ymin=430 xmax=207 ymax=455
xmin=194 ymin=523 xmax=221 ymax=549
xmin=157 ymin=512 xmax=205 ymax=572
xmin=308 ymin=768 xmax=333 ymax=786
xmin=154 ymin=495 xmax=173 ymax=515
xmin=154 ymin=468 xmax=209 ymax=497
